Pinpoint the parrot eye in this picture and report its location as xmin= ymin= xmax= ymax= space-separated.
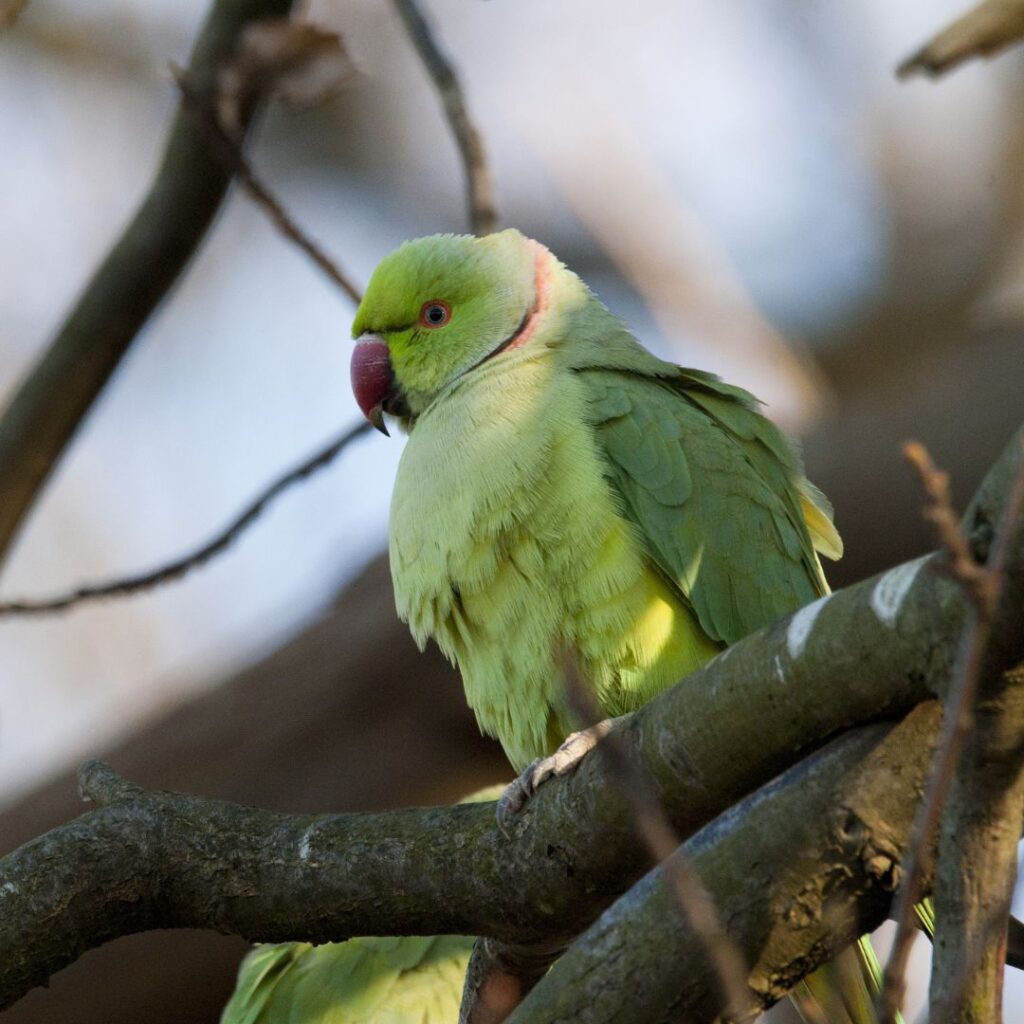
xmin=419 ymin=300 xmax=451 ymax=328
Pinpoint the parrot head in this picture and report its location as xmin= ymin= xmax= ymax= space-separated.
xmin=351 ymin=229 xmax=544 ymax=432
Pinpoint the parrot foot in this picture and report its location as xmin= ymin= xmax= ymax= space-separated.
xmin=495 ymin=719 xmax=619 ymax=834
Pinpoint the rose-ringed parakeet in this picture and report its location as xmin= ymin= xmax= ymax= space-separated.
xmin=350 ymin=229 xmax=842 ymax=776
xmin=349 ymin=229 xmax=896 ymax=1023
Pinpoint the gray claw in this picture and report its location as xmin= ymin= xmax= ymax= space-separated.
xmin=493 ymin=720 xmax=621 ymax=835
xmin=496 ymin=764 xmax=537 ymax=834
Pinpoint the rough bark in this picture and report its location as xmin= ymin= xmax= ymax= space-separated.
xmin=1 ymin=342 xmax=1020 ymax=1024
xmin=508 ymin=705 xmax=942 ymax=1024
xmin=929 ymin=660 xmax=1024 ymax=1023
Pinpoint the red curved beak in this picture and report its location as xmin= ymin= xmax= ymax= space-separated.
xmin=351 ymin=334 xmax=393 ymax=436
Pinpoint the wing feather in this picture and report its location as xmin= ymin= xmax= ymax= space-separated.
xmin=582 ymin=368 xmax=839 ymax=646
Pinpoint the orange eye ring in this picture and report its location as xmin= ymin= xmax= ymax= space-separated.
xmin=419 ymin=300 xmax=451 ymax=328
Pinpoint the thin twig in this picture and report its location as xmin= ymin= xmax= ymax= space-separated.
xmin=0 ymin=64 xmax=374 ymax=617
xmin=0 ymin=0 xmax=29 ymax=29
xmin=903 ymin=441 xmax=989 ymax=604
xmin=172 ymin=65 xmax=363 ymax=305
xmin=562 ymin=655 xmax=753 ymax=1022
xmin=391 ymin=0 xmax=497 ymax=235
xmin=0 ymin=64 xmax=371 ymax=617
xmin=878 ymin=440 xmax=1024 ymax=1022
xmin=0 ymin=421 xmax=372 ymax=616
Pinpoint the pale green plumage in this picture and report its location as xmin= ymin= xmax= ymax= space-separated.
xmin=362 ymin=230 xmax=840 ymax=770
xmin=220 ymin=935 xmax=473 ymax=1024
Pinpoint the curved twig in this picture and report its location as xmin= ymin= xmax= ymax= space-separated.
xmin=392 ymin=0 xmax=497 ymax=235
xmin=173 ymin=67 xmax=364 ymax=304
xmin=0 ymin=421 xmax=371 ymax=616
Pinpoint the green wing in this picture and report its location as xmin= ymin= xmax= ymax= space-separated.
xmin=581 ymin=367 xmax=841 ymax=645
xmin=221 ymin=943 xmax=305 ymax=1024
xmin=220 ymin=934 xmax=473 ymax=1024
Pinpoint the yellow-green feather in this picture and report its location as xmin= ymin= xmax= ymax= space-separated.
xmin=220 ymin=934 xmax=473 ymax=1024
xmin=390 ymin=340 xmax=720 ymax=769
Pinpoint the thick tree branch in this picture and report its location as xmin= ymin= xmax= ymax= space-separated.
xmin=0 ymin=0 xmax=295 ymax=569
xmin=0 ymin=426 xmax=1021 ymax=1012
xmin=508 ymin=704 xmax=942 ymax=1024
xmin=562 ymin=660 xmax=751 ymax=1020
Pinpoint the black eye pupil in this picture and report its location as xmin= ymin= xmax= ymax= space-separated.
xmin=428 ymin=306 xmax=445 ymax=323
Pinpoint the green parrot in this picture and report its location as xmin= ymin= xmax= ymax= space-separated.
xmin=220 ymin=786 xmax=504 ymax=1024
xmin=350 ymin=229 xmax=842 ymax=775
xmin=348 ymin=229 xmax=895 ymax=1023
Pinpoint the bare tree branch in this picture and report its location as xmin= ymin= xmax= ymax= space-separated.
xmin=879 ymin=440 xmax=1024 ymax=1023
xmin=462 ymin=656 xmax=751 ymax=1024
xmin=1 ymin=423 xmax=1021 ymax=1012
xmin=897 ymin=0 xmax=1024 ymax=78
xmin=392 ymin=0 xmax=498 ymax=235
xmin=0 ymin=29 xmax=370 ymax=615
xmin=173 ymin=65 xmax=363 ymax=304
xmin=215 ymin=20 xmax=354 ymax=138
xmin=0 ymin=713 xmax=926 ymax=1016
xmin=0 ymin=0 xmax=297 ymax=571
xmin=0 ymin=421 xmax=371 ymax=616
xmin=903 ymin=441 xmax=992 ymax=603
xmin=929 ymin=660 xmax=1024 ymax=1023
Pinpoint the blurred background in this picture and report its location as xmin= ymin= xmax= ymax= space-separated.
xmin=1 ymin=0 xmax=1023 ymax=1020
